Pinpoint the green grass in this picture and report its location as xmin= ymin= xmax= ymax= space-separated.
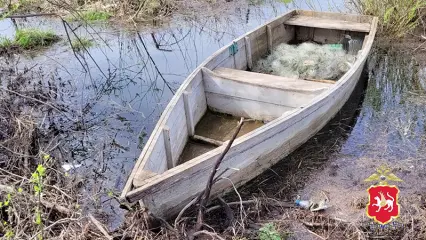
xmin=71 ymin=38 xmax=94 ymax=51
xmin=67 ymin=10 xmax=112 ymax=22
xmin=15 ymin=29 xmax=59 ymax=49
xmin=0 ymin=29 xmax=59 ymax=52
xmin=0 ymin=37 xmax=14 ymax=48
xmin=354 ymin=0 xmax=426 ymax=37
xmin=80 ymin=10 xmax=111 ymax=21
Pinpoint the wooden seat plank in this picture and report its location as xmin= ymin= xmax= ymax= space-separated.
xmin=285 ymin=15 xmax=371 ymax=32
xmin=212 ymin=67 xmax=333 ymax=93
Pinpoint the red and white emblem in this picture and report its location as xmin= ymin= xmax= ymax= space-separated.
xmin=366 ymin=185 xmax=400 ymax=225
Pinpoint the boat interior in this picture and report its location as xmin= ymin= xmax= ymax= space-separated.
xmin=132 ymin=11 xmax=373 ymax=187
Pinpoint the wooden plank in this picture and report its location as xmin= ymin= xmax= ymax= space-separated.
xmin=144 ymin=132 xmax=167 ymax=173
xmin=202 ymin=68 xmax=330 ymax=109
xmin=163 ymin=127 xmax=174 ymax=169
xmin=189 ymin=71 xmax=207 ymax=125
xmin=204 ymin=38 xmax=245 ymax=70
xmin=266 ymin=25 xmax=273 ymax=53
xmin=211 ymin=67 xmax=332 ymax=93
xmin=191 ymin=135 xmax=223 ymax=147
xmin=303 ymin=78 xmax=336 ymax=84
xmin=244 ymin=36 xmax=253 ymax=70
xmin=234 ymin=42 xmax=248 ymax=70
xmin=206 ymin=92 xmax=294 ymax=121
xmin=312 ymin=28 xmax=343 ymax=44
xmin=133 ymin=170 xmax=158 ymax=188
xmin=183 ymin=91 xmax=195 ymax=136
xmin=164 ymin=97 xmax=188 ymax=167
xmin=285 ymin=15 xmax=371 ymax=32
xmin=296 ymin=9 xmax=373 ymax=23
xmin=272 ymin=24 xmax=295 ymax=47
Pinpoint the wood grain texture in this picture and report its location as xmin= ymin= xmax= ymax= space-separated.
xmin=163 ymin=127 xmax=173 ymax=169
xmin=285 ymin=15 xmax=371 ymax=32
xmin=272 ymin=24 xmax=295 ymax=47
xmin=204 ymin=38 xmax=246 ymax=70
xmin=121 ymin=8 xmax=378 ymax=218
xmin=202 ymin=67 xmax=331 ymax=110
xmin=183 ymin=91 xmax=195 ymax=136
xmin=205 ymin=92 xmax=295 ymax=121
xmin=246 ymin=11 xmax=296 ymax=65
xmin=190 ymin=71 xmax=207 ymax=125
xmin=211 ymin=68 xmax=332 ymax=93
xmin=297 ymin=10 xmax=373 ymax=23
xmin=191 ymin=135 xmax=224 ymax=147
xmin=266 ymin=25 xmax=273 ymax=53
xmin=244 ymin=36 xmax=253 ymax=70
xmin=133 ymin=170 xmax=158 ymax=188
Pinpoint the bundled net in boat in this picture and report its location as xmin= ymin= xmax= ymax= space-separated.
xmin=252 ymin=41 xmax=361 ymax=81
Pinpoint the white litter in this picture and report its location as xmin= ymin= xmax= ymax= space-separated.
xmin=62 ymin=163 xmax=82 ymax=172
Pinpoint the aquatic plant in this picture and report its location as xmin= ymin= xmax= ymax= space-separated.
xmin=77 ymin=10 xmax=112 ymax=22
xmin=352 ymin=0 xmax=426 ymax=37
xmin=71 ymin=37 xmax=94 ymax=51
xmin=14 ymin=29 xmax=59 ymax=49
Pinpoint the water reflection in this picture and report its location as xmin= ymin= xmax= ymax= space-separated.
xmin=0 ymin=0 xmax=353 ymax=227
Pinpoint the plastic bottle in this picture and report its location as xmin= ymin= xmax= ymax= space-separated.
xmin=295 ymin=199 xmax=312 ymax=209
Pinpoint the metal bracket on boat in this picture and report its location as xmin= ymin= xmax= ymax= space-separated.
xmin=228 ymin=41 xmax=238 ymax=56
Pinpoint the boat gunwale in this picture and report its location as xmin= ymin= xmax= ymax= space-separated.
xmin=120 ymin=9 xmax=378 ymax=202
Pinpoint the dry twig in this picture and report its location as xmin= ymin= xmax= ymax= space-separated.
xmin=195 ymin=117 xmax=245 ymax=231
xmin=89 ymin=214 xmax=113 ymax=240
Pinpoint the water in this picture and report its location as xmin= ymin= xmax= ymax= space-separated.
xmin=1 ymin=0 xmax=424 ymax=231
xmin=0 ymin=0 xmax=355 ymax=228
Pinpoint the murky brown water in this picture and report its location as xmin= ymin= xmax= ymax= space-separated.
xmin=179 ymin=110 xmax=265 ymax=163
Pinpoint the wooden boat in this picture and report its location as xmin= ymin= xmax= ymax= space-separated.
xmin=120 ymin=9 xmax=378 ymax=218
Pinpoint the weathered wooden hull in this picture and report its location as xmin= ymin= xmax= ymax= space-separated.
xmin=120 ymin=9 xmax=378 ymax=219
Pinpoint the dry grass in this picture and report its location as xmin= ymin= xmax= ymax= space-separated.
xmin=351 ymin=0 xmax=426 ymax=37
xmin=0 ymin=59 xmax=132 ymax=239
xmin=1 ymin=0 xmax=235 ymax=23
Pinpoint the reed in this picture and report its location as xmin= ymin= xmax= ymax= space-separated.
xmin=352 ymin=0 xmax=426 ymax=37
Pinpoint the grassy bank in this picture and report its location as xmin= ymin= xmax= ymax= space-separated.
xmin=0 ymin=29 xmax=59 ymax=53
xmin=353 ymin=0 xmax=426 ymax=37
